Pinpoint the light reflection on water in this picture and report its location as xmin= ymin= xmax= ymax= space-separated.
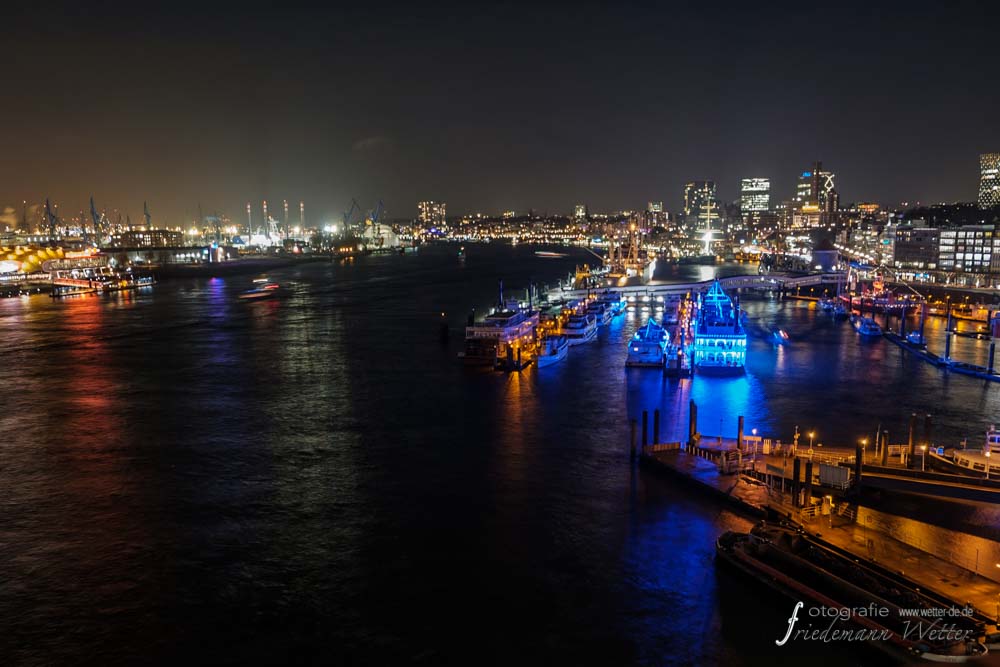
xmin=0 ymin=246 xmax=997 ymax=665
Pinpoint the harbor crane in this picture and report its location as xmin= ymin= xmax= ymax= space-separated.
xmin=44 ymin=198 xmax=60 ymax=240
xmin=342 ymin=198 xmax=361 ymax=232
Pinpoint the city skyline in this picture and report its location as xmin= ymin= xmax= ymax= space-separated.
xmin=1 ymin=3 xmax=997 ymax=224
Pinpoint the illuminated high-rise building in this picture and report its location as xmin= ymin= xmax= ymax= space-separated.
xmin=418 ymin=201 xmax=447 ymax=228
xmin=980 ymin=153 xmax=1000 ymax=208
xmin=573 ymin=204 xmax=588 ymax=219
xmin=796 ymin=162 xmax=837 ymax=211
xmin=739 ymin=178 xmax=770 ymax=213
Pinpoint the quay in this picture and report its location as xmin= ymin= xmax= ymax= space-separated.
xmin=631 ymin=402 xmax=1000 ymax=622
xmin=561 ymin=271 xmax=843 ymax=300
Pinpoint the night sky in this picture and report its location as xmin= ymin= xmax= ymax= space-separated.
xmin=3 ymin=2 xmax=998 ymax=225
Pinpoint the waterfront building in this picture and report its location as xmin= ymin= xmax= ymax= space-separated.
xmin=740 ymin=178 xmax=770 ymax=213
xmin=938 ymin=225 xmax=994 ymax=273
xmin=892 ymin=225 xmax=940 ymax=270
xmin=108 ymin=230 xmax=185 ymax=248
xmin=418 ymin=201 xmax=447 ymax=229
xmin=980 ymin=153 xmax=1000 ymax=209
xmin=691 ymin=281 xmax=746 ymax=374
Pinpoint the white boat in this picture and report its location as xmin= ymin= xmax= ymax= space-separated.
xmin=852 ymin=315 xmax=883 ymax=338
xmin=562 ymin=313 xmax=598 ymax=345
xmin=626 ymin=319 xmax=666 ymax=367
xmin=595 ymin=290 xmax=627 ymax=315
xmin=586 ymin=302 xmax=613 ymax=326
xmin=536 ymin=335 xmax=569 ymax=367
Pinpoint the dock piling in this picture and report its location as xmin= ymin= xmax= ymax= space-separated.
xmin=688 ymin=400 xmax=698 ymax=447
xmin=737 ymin=415 xmax=744 ymax=451
xmin=792 ymin=458 xmax=801 ymax=507
xmin=908 ymin=414 xmax=916 ymax=468
xmin=630 ymin=419 xmax=637 ymax=461
xmin=990 ymin=342 xmax=996 ymax=374
xmin=854 ymin=443 xmax=863 ymax=486
xmin=804 ymin=460 xmax=813 ymax=506
xmin=642 ymin=411 xmax=648 ymax=451
xmin=653 ymin=409 xmax=660 ymax=445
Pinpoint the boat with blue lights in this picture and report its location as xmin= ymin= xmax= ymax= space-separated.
xmin=586 ymin=302 xmax=613 ymax=326
xmin=691 ymin=280 xmax=747 ymax=375
xmin=536 ymin=335 xmax=569 ymax=367
xmin=626 ymin=319 xmax=667 ymax=367
xmin=595 ymin=290 xmax=627 ymax=315
xmin=852 ymin=315 xmax=883 ymax=338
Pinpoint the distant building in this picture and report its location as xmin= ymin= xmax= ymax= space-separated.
xmin=108 ymin=230 xmax=184 ymax=248
xmin=418 ymin=201 xmax=447 ymax=229
xmin=892 ymin=225 xmax=940 ymax=270
xmin=938 ymin=225 xmax=994 ymax=273
xmin=644 ymin=201 xmax=667 ymax=228
xmin=740 ymin=178 xmax=770 ymax=213
xmin=573 ymin=204 xmax=588 ymax=219
xmin=796 ymin=162 xmax=838 ymax=212
xmin=980 ymin=153 xmax=1000 ymax=208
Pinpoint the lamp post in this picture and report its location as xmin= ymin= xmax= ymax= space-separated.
xmin=987 ymin=450 xmax=992 ymax=481
xmin=920 ymin=444 xmax=927 ymax=472
xmin=860 ymin=438 xmax=868 ymax=464
xmin=751 ymin=428 xmax=758 ymax=468
xmin=809 ymin=431 xmax=815 ymax=455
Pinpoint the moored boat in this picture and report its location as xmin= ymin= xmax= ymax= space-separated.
xmin=562 ymin=313 xmax=598 ymax=345
xmin=691 ymin=280 xmax=747 ymax=375
xmin=852 ymin=315 xmax=883 ymax=338
xmin=536 ymin=335 xmax=569 ymax=367
xmin=626 ymin=319 xmax=666 ymax=367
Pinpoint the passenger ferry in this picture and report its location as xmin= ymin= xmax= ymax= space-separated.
xmin=562 ymin=313 xmax=598 ymax=345
xmin=625 ymin=319 xmax=666 ymax=367
xmin=691 ymin=281 xmax=746 ymax=375
xmin=463 ymin=301 xmax=540 ymax=369
xmin=851 ymin=315 xmax=883 ymax=338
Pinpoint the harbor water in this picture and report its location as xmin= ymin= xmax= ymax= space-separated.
xmin=3 ymin=243 xmax=1000 ymax=665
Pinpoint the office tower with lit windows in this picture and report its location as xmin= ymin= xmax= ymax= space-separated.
xmin=796 ymin=162 xmax=838 ymax=212
xmin=740 ymin=178 xmax=770 ymax=213
xmin=573 ymin=204 xmax=588 ymax=219
xmin=980 ymin=153 xmax=1000 ymax=208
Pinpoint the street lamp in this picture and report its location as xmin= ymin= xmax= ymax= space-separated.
xmin=809 ymin=431 xmax=815 ymax=453
xmin=751 ymin=428 xmax=758 ymax=467
xmin=920 ymin=444 xmax=927 ymax=471
xmin=987 ymin=450 xmax=992 ymax=481
xmin=860 ymin=438 xmax=868 ymax=464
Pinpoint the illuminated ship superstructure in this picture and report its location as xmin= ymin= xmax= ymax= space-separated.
xmin=691 ymin=280 xmax=746 ymax=374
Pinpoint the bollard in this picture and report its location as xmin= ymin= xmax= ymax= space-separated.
xmin=792 ymin=458 xmax=802 ymax=508
xmin=737 ymin=415 xmax=744 ymax=451
xmin=804 ymin=461 xmax=813 ymax=507
xmin=630 ymin=419 xmax=637 ymax=461
xmin=653 ymin=409 xmax=660 ymax=446
xmin=642 ymin=411 xmax=648 ymax=451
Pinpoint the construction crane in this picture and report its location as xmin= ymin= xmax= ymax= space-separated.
xmin=89 ymin=196 xmax=105 ymax=244
xmin=342 ymin=198 xmax=361 ymax=232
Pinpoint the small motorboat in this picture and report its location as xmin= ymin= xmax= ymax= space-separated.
xmin=536 ymin=335 xmax=568 ymax=367
xmin=852 ymin=315 xmax=883 ymax=338
xmin=771 ymin=328 xmax=790 ymax=345
xmin=239 ymin=278 xmax=281 ymax=300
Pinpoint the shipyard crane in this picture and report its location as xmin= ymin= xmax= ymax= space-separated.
xmin=143 ymin=202 xmax=152 ymax=229
xmin=44 ymin=198 xmax=60 ymax=240
xmin=89 ymin=196 xmax=107 ymax=243
xmin=342 ymin=198 xmax=361 ymax=232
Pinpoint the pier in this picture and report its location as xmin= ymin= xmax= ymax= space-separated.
xmin=631 ymin=402 xmax=1000 ymax=621
xmin=561 ymin=271 xmax=843 ymax=300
